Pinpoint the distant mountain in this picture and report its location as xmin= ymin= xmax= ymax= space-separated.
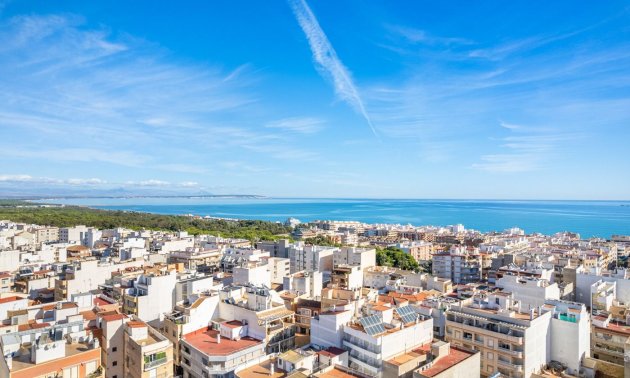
xmin=0 ymin=184 xmax=264 ymax=199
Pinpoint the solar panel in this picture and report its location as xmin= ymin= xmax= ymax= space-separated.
xmin=360 ymin=315 xmax=385 ymax=336
xmin=396 ymin=306 xmax=419 ymax=324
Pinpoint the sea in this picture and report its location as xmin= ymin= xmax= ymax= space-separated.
xmin=35 ymin=197 xmax=630 ymax=239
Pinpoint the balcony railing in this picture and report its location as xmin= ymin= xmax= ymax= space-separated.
xmin=145 ymin=357 xmax=168 ymax=370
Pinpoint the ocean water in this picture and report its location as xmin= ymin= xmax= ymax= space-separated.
xmin=37 ymin=198 xmax=630 ymax=239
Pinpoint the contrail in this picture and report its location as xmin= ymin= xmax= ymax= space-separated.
xmin=288 ymin=0 xmax=378 ymax=137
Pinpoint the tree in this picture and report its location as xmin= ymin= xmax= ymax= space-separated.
xmin=303 ymin=235 xmax=340 ymax=247
xmin=375 ymin=246 xmax=419 ymax=271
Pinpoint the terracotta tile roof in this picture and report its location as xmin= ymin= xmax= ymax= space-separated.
xmin=0 ymin=296 xmax=25 ymax=304
xmin=18 ymin=322 xmax=50 ymax=332
xmin=317 ymin=347 xmax=346 ymax=358
xmin=222 ymin=320 xmax=243 ymax=329
xmin=81 ymin=310 xmax=97 ymax=321
xmin=417 ymin=346 xmax=476 ymax=377
xmin=126 ymin=320 xmax=146 ymax=328
xmin=183 ymin=327 xmax=263 ymax=356
xmin=101 ymin=313 xmax=127 ymax=322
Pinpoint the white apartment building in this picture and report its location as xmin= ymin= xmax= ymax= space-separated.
xmin=233 ymin=263 xmax=271 ymax=288
xmin=341 ymin=308 xmax=433 ymax=377
xmin=289 ymin=244 xmax=335 ymax=274
xmin=445 ymin=292 xmax=590 ymax=377
xmin=267 ymin=257 xmax=290 ymax=284
xmin=55 ymin=258 xmax=146 ymax=301
xmin=432 ymin=248 xmax=482 ymax=284
xmin=123 ymin=268 xmax=177 ymax=324
xmin=496 ymin=275 xmax=560 ymax=309
xmin=283 ymin=270 xmax=323 ymax=298
xmin=333 ymin=247 xmax=376 ymax=269
xmin=180 ymin=321 xmax=266 ymax=378
xmin=174 ymin=273 xmax=217 ymax=303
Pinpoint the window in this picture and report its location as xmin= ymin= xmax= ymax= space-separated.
xmin=112 ymin=347 xmax=117 ymax=352
xmin=112 ymin=361 xmax=118 ymax=366
xmin=487 ymin=352 xmax=493 ymax=360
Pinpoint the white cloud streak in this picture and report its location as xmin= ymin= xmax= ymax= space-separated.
xmin=265 ymin=117 xmax=324 ymax=134
xmin=288 ymin=0 xmax=377 ymax=137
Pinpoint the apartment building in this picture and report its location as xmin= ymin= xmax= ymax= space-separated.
xmin=283 ymin=270 xmax=323 ymax=298
xmin=591 ymin=314 xmax=629 ymax=368
xmin=432 ymin=248 xmax=482 ymax=284
xmin=55 ymin=258 xmax=146 ymax=301
xmin=100 ymin=313 xmax=128 ymax=378
xmin=330 ymin=265 xmax=364 ymax=290
xmin=124 ymin=320 xmax=174 ymax=378
xmin=333 ymin=247 xmax=376 ymax=269
xmin=496 ymin=275 xmax=561 ymax=308
xmin=396 ymin=241 xmax=434 ymax=262
xmin=0 ymin=317 xmax=101 ymax=378
xmin=31 ymin=226 xmax=60 ymax=244
xmin=412 ymin=342 xmax=480 ymax=378
xmin=168 ymin=248 xmax=222 ymax=272
xmin=445 ymin=294 xmax=545 ymax=377
xmin=445 ymin=293 xmax=589 ymax=377
xmin=289 ymin=244 xmax=335 ymax=274
xmin=233 ymin=262 xmax=271 ymax=288
xmin=123 ymin=267 xmax=177 ymax=324
xmin=174 ymin=273 xmax=217 ymax=303
xmin=218 ymin=285 xmax=297 ymax=354
xmin=180 ymin=321 xmax=266 ymax=378
xmin=162 ymin=293 xmax=221 ymax=372
xmin=341 ymin=307 xmax=433 ymax=377
xmin=267 ymin=257 xmax=290 ymax=284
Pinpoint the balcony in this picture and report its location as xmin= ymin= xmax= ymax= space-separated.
xmin=497 ymin=358 xmax=524 ymax=371
xmin=498 ymin=344 xmax=524 ymax=357
xmin=446 ymin=315 xmax=524 ymax=345
xmin=145 ymin=353 xmax=168 ymax=370
xmin=593 ymin=344 xmax=624 ymax=357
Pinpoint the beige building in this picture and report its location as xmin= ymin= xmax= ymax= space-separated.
xmin=124 ymin=320 xmax=174 ymax=378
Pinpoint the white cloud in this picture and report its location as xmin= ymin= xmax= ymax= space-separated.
xmin=472 ymin=123 xmax=580 ymax=173
xmin=0 ymin=14 xmax=257 ymax=171
xmin=0 ymin=174 xmax=34 ymax=182
xmin=66 ymin=178 xmax=107 ymax=185
xmin=288 ymin=0 xmax=377 ymax=136
xmin=134 ymin=180 xmax=171 ymax=187
xmin=265 ymin=117 xmax=324 ymax=134
xmin=178 ymin=181 xmax=199 ymax=188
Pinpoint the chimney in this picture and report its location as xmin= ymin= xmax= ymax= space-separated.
xmin=217 ymin=333 xmax=221 ymax=344
xmin=56 ymin=302 xmax=63 ymax=310
xmin=270 ymin=363 xmax=275 ymax=376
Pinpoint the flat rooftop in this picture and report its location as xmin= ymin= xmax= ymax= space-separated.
xmin=10 ymin=342 xmax=97 ymax=372
xmin=236 ymin=359 xmax=287 ymax=378
xmin=183 ymin=328 xmax=263 ymax=356
xmin=417 ymin=347 xmax=476 ymax=378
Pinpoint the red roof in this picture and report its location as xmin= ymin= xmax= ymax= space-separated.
xmin=94 ymin=297 xmax=113 ymax=307
xmin=183 ymin=327 xmax=262 ymax=356
xmin=18 ymin=322 xmax=50 ymax=332
xmin=318 ymin=346 xmax=346 ymax=358
xmin=101 ymin=313 xmax=127 ymax=322
xmin=418 ymin=346 xmax=476 ymax=377
xmin=222 ymin=320 xmax=243 ymax=329
xmin=0 ymin=296 xmax=25 ymax=304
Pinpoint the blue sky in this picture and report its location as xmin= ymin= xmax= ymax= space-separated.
xmin=0 ymin=1 xmax=629 ymax=199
